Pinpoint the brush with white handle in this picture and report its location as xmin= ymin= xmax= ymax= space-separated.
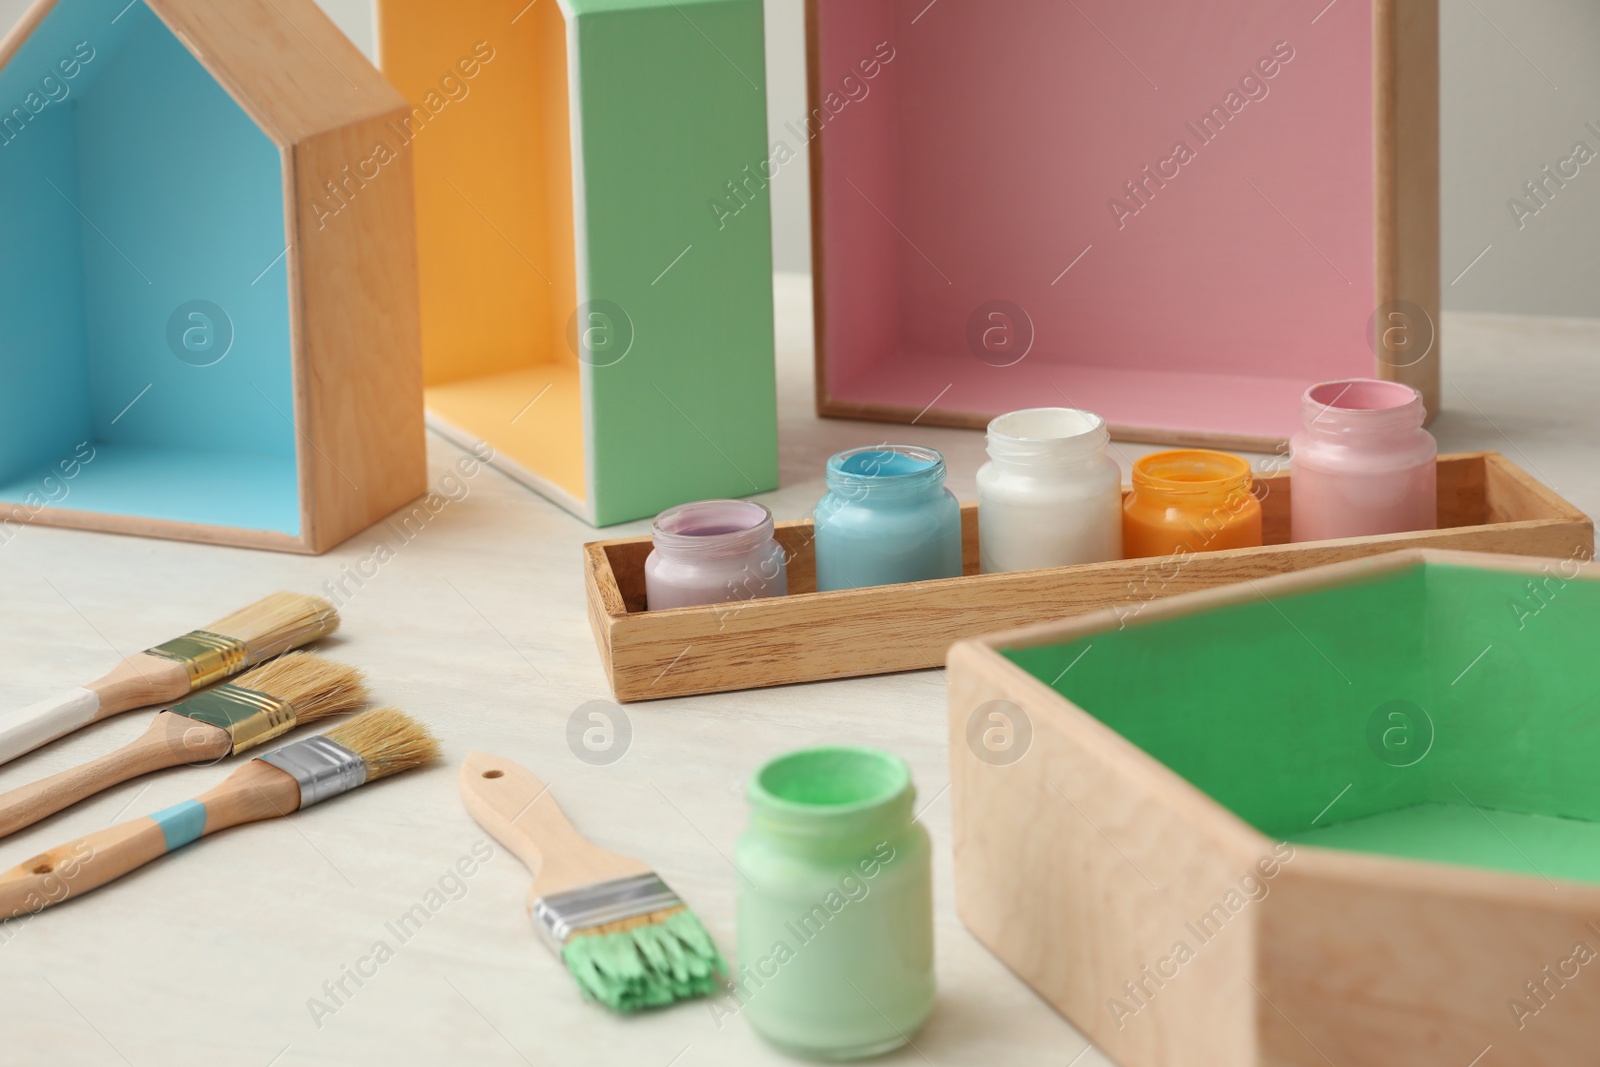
xmin=0 ymin=592 xmax=339 ymax=765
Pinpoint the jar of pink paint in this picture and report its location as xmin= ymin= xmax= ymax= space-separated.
xmin=1290 ymin=379 xmax=1436 ymax=542
xmin=645 ymin=499 xmax=788 ymax=611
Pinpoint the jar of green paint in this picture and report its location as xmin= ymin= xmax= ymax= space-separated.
xmin=735 ymin=747 xmax=935 ymax=1060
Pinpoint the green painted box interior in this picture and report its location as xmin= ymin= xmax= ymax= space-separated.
xmin=1004 ymin=561 xmax=1600 ymax=886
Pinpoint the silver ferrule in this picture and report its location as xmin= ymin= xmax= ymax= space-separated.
xmin=259 ymin=736 xmax=367 ymax=810
xmin=531 ymin=873 xmax=682 ymax=953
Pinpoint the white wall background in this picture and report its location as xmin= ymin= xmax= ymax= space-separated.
xmin=1439 ymin=0 xmax=1600 ymax=318
xmin=2 ymin=0 xmax=1594 ymax=317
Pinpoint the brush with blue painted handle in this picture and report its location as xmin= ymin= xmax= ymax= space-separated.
xmin=0 ymin=708 xmax=437 ymax=918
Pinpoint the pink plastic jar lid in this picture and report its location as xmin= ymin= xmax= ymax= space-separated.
xmin=1305 ymin=378 xmax=1422 ymax=412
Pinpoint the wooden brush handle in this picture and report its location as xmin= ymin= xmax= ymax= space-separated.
xmin=459 ymin=751 xmax=648 ymax=899
xmin=0 ymin=654 xmax=191 ymax=766
xmin=85 ymin=653 xmax=192 ymax=718
xmin=0 ymin=712 xmax=233 ymax=839
xmin=0 ymin=760 xmax=299 ymax=918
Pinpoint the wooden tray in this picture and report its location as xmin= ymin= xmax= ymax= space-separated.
xmin=946 ymin=548 xmax=1600 ymax=1066
xmin=583 ymin=452 xmax=1591 ymax=701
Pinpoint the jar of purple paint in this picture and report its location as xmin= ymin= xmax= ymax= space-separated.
xmin=644 ymin=500 xmax=788 ymax=611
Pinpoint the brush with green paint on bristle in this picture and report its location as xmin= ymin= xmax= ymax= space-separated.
xmin=460 ymin=751 xmax=726 ymax=1011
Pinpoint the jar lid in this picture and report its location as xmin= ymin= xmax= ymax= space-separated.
xmin=748 ymin=746 xmax=915 ymax=836
xmin=651 ymin=499 xmax=775 ymax=558
xmin=1301 ymin=378 xmax=1426 ymax=434
xmin=825 ymin=446 xmax=947 ymax=500
xmin=986 ymin=407 xmax=1109 ymax=464
xmin=1305 ymin=378 xmax=1422 ymax=412
xmin=1131 ymin=449 xmax=1254 ymax=497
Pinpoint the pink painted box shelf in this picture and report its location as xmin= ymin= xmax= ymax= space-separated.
xmin=807 ymin=0 xmax=1440 ymax=449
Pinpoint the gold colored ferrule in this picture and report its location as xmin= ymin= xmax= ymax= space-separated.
xmin=144 ymin=630 xmax=250 ymax=690
xmin=173 ymin=684 xmax=298 ymax=754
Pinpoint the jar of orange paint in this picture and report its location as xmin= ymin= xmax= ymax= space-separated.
xmin=1123 ymin=450 xmax=1262 ymax=558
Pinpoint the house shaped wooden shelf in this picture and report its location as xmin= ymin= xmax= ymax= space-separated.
xmin=950 ymin=548 xmax=1600 ymax=1065
xmin=0 ymin=0 xmax=426 ymax=553
xmin=377 ymin=0 xmax=778 ymax=527
xmin=809 ymin=0 xmax=1440 ymax=450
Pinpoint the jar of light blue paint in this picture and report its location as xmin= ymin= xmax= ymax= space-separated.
xmin=814 ymin=446 xmax=962 ymax=591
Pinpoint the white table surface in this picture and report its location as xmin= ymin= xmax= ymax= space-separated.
xmin=2 ymin=275 xmax=1595 ymax=1066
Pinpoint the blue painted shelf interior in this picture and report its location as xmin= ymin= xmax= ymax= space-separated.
xmin=0 ymin=0 xmax=299 ymax=535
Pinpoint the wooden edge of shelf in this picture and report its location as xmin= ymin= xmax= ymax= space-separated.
xmin=805 ymin=0 xmax=831 ymax=421
xmin=0 ymin=0 xmax=58 ymax=73
xmin=1372 ymin=0 xmax=1443 ymax=416
xmin=815 ymin=396 xmax=1294 ymax=455
xmin=0 ymin=505 xmax=313 ymax=554
xmin=1279 ymin=836 xmax=1600 ymax=910
xmin=972 ymin=546 xmax=1600 ymax=658
xmin=281 ymin=135 xmax=318 ymax=554
xmin=963 ymin=547 xmax=1432 ymax=657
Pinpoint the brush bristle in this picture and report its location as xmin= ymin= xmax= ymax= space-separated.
xmin=206 ymin=592 xmax=339 ymax=662
xmin=231 ymin=652 xmax=367 ymax=724
xmin=562 ymin=907 xmax=727 ymax=1012
xmin=323 ymin=707 xmax=439 ymax=782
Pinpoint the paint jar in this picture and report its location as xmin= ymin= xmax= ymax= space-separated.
xmin=1290 ymin=379 xmax=1436 ymax=542
xmin=1123 ymin=449 xmax=1262 ymax=558
xmin=644 ymin=499 xmax=787 ymax=610
xmin=814 ymin=446 xmax=962 ymax=591
xmin=735 ymin=747 xmax=935 ymax=1060
xmin=977 ymin=407 xmax=1122 ymax=573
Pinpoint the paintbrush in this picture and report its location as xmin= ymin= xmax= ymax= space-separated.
xmin=0 ymin=653 xmax=367 ymax=839
xmin=459 ymin=751 xmax=727 ymax=1012
xmin=0 ymin=708 xmax=438 ymax=918
xmin=0 ymin=592 xmax=339 ymax=766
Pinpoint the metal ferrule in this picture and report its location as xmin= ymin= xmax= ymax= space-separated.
xmin=174 ymin=684 xmax=298 ymax=754
xmin=144 ymin=630 xmax=250 ymax=690
xmin=258 ymin=735 xmax=367 ymax=810
xmin=531 ymin=873 xmax=682 ymax=953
